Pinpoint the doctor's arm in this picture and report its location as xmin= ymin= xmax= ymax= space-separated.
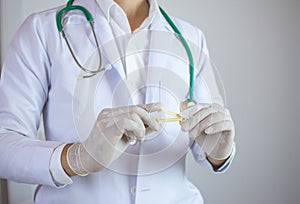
xmin=0 ymin=14 xmax=64 ymax=187
xmin=182 ymin=28 xmax=236 ymax=172
xmin=60 ymin=103 xmax=162 ymax=177
xmin=181 ymin=103 xmax=235 ymax=171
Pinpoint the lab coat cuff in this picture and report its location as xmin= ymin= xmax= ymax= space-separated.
xmin=50 ymin=143 xmax=73 ymax=187
xmin=212 ymin=143 xmax=236 ymax=173
xmin=190 ymin=141 xmax=236 ymax=173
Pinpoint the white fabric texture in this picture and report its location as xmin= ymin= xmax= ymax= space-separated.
xmin=0 ymin=0 xmax=236 ymax=203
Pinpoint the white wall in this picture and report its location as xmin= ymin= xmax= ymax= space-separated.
xmin=1 ymin=0 xmax=66 ymax=62
xmin=1 ymin=0 xmax=300 ymax=204
xmin=159 ymin=0 xmax=300 ymax=203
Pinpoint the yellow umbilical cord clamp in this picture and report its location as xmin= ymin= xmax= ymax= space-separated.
xmin=156 ymin=107 xmax=185 ymax=123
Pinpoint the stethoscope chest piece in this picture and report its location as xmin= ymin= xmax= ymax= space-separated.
xmin=181 ymin=99 xmax=196 ymax=111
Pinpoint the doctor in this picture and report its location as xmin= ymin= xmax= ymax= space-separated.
xmin=0 ymin=0 xmax=235 ymax=203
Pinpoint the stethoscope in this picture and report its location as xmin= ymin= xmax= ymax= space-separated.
xmin=56 ymin=0 xmax=195 ymax=103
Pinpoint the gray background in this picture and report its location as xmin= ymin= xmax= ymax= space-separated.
xmin=1 ymin=0 xmax=299 ymax=203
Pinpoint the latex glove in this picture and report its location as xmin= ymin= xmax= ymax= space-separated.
xmin=67 ymin=103 xmax=162 ymax=176
xmin=181 ymin=103 xmax=235 ymax=160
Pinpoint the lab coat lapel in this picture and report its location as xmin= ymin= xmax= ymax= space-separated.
xmin=77 ymin=0 xmax=126 ymax=80
xmin=144 ymin=14 xmax=169 ymax=104
xmin=145 ymin=16 xmax=190 ymax=105
xmin=94 ymin=17 xmax=126 ymax=80
xmin=135 ymin=14 xmax=191 ymax=177
xmin=72 ymin=0 xmax=130 ymax=110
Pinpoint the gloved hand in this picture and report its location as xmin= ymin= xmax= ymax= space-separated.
xmin=67 ymin=103 xmax=162 ymax=176
xmin=181 ymin=103 xmax=234 ymax=160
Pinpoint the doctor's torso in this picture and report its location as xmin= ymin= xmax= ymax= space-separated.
xmin=10 ymin=0 xmax=207 ymax=203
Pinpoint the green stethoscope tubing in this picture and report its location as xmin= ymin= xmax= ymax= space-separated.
xmin=57 ymin=0 xmax=195 ymax=102
xmin=158 ymin=7 xmax=194 ymax=103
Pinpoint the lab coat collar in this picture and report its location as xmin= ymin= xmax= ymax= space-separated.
xmin=94 ymin=0 xmax=160 ymax=25
xmin=71 ymin=0 xmax=176 ymax=81
xmin=73 ymin=0 xmax=174 ymax=32
xmin=95 ymin=0 xmax=116 ymax=22
xmin=95 ymin=0 xmax=162 ymax=33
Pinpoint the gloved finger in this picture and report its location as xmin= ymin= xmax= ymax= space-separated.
xmin=204 ymin=120 xmax=234 ymax=135
xmin=107 ymin=106 xmax=152 ymax=127
xmin=193 ymin=132 xmax=221 ymax=156
xmin=107 ymin=103 xmax=162 ymax=117
xmin=133 ymin=105 xmax=161 ymax=132
xmin=127 ymin=112 xmax=146 ymax=140
xmin=185 ymin=110 xmax=230 ymax=138
xmin=118 ymin=117 xmax=145 ymax=140
xmin=138 ymin=102 xmax=163 ymax=113
xmin=107 ymin=103 xmax=161 ymax=131
xmin=104 ymin=105 xmax=148 ymax=118
xmin=201 ymin=108 xmax=232 ymax=134
xmin=181 ymin=105 xmax=223 ymax=132
xmin=198 ymin=110 xmax=232 ymax=130
xmin=138 ymin=102 xmax=162 ymax=132
xmin=181 ymin=103 xmax=210 ymax=118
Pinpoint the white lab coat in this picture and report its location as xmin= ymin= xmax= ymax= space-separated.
xmin=0 ymin=0 xmax=234 ymax=203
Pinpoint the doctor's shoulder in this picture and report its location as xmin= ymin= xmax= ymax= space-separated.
xmin=163 ymin=14 xmax=208 ymax=54
xmin=11 ymin=6 xmax=65 ymax=46
xmin=19 ymin=5 xmax=64 ymax=30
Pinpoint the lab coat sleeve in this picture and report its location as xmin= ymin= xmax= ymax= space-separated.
xmin=0 ymin=13 xmax=63 ymax=187
xmin=189 ymin=28 xmax=236 ymax=172
xmin=49 ymin=144 xmax=73 ymax=186
xmin=190 ymin=141 xmax=236 ymax=173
